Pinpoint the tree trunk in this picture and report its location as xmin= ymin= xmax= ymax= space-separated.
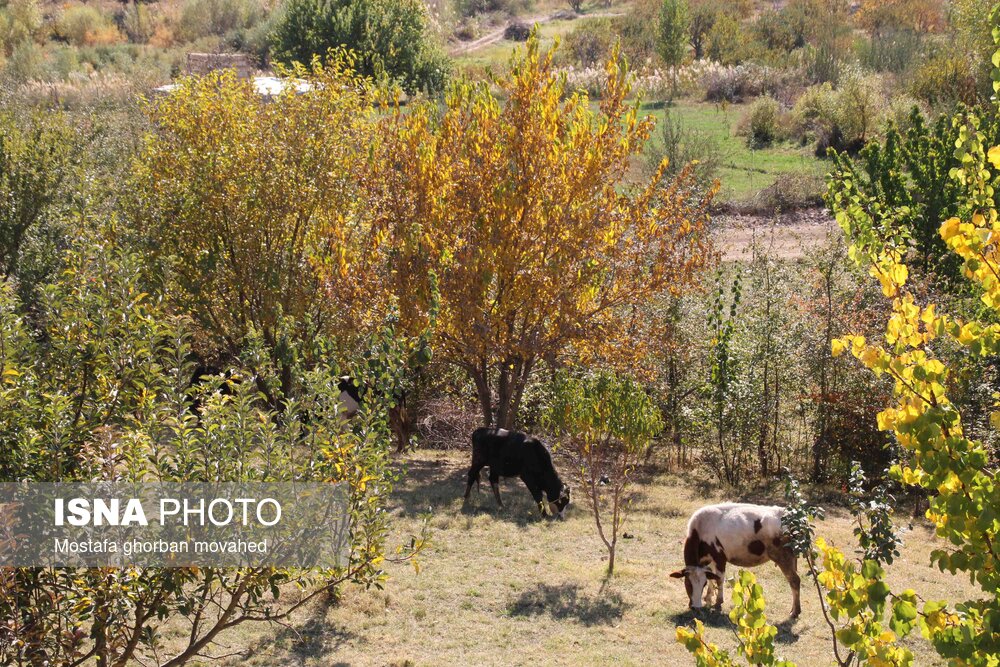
xmin=472 ymin=365 xmax=493 ymax=427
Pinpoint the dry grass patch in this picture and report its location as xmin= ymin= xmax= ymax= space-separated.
xmin=209 ymin=450 xmax=976 ymax=666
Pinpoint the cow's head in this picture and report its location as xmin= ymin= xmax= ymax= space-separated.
xmin=547 ymin=485 xmax=571 ymax=519
xmin=669 ymin=565 xmax=720 ymax=609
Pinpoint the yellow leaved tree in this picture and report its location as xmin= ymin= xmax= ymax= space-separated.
xmin=129 ymin=56 xmax=396 ymax=398
xmin=679 ymin=10 xmax=1000 ymax=665
xmin=371 ymin=37 xmax=715 ymax=428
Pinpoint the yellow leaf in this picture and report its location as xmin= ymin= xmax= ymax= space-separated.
xmin=989 ymin=146 xmax=1000 ymax=169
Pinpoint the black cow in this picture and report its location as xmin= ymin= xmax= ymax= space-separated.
xmin=464 ymin=427 xmax=571 ymax=518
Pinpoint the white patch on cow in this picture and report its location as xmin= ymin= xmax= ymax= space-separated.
xmin=688 ymin=503 xmax=784 ymax=568
xmin=338 ymin=390 xmax=360 ymax=418
xmin=673 ymin=503 xmax=789 ymax=611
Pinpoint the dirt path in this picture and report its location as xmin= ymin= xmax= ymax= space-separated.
xmin=712 ymin=208 xmax=840 ymax=261
xmin=449 ymin=11 xmax=622 ymax=56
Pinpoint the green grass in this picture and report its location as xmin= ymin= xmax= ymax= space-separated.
xmin=170 ymin=449 xmax=977 ymax=666
xmin=641 ymin=101 xmax=828 ymax=202
xmin=451 ymin=2 xmax=625 ymax=71
xmin=452 ymin=19 xmax=580 ymax=70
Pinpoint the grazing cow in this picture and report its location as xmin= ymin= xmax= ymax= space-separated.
xmin=670 ymin=503 xmax=801 ymax=617
xmin=464 ymin=427 xmax=571 ymax=518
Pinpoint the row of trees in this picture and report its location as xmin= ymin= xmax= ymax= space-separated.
xmin=134 ymin=42 xmax=714 ymax=432
xmin=0 ymin=40 xmax=714 ymax=664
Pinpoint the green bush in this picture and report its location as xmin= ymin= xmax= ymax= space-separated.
xmin=0 ymin=111 xmax=77 ymax=306
xmin=855 ymin=29 xmax=923 ymax=74
xmin=788 ymin=71 xmax=888 ymax=155
xmin=564 ymin=18 xmax=616 ymax=67
xmin=54 ymin=4 xmax=120 ymax=47
xmin=706 ymin=12 xmax=744 ymax=64
xmin=270 ymin=0 xmax=448 ymax=93
xmin=801 ymin=42 xmax=840 ymax=84
xmin=176 ymin=0 xmax=263 ymax=42
xmin=121 ymin=1 xmax=156 ymax=43
xmin=908 ymin=52 xmax=981 ymax=110
xmin=827 ymin=106 xmax=1000 ymax=281
xmin=0 ymin=0 xmax=43 ymax=57
xmin=3 ymin=39 xmax=46 ymax=80
xmin=834 ymin=66 xmax=884 ymax=148
xmin=741 ymin=95 xmax=784 ymax=148
xmin=645 ymin=109 xmax=721 ymax=186
xmin=453 ymin=0 xmax=529 ymax=18
xmin=612 ymin=0 xmax=662 ymax=65
xmin=0 ymin=228 xmax=425 ymax=663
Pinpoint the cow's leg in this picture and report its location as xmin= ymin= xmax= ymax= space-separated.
xmin=465 ymin=459 xmax=486 ymax=499
xmin=771 ymin=547 xmax=801 ymax=618
xmin=714 ymin=562 xmax=726 ymax=610
xmin=488 ymin=460 xmax=504 ymax=508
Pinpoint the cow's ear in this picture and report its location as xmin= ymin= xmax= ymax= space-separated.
xmin=669 ymin=570 xmax=686 ymax=579
xmin=705 ymin=571 xmax=721 ymax=581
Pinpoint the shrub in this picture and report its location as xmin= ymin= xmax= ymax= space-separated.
xmin=740 ymin=95 xmax=784 ymax=148
xmin=645 ymin=109 xmax=721 ymax=186
xmin=54 ymin=4 xmax=121 ymax=47
xmin=454 ymin=17 xmax=479 ymax=41
xmin=121 ymin=2 xmax=156 ymax=43
xmin=790 ymin=82 xmax=835 ymax=134
xmin=826 ymin=106 xmax=1000 ymax=282
xmin=0 ymin=230 xmax=426 ymax=665
xmin=833 ymin=66 xmax=885 ymax=149
xmin=503 ymin=19 xmax=530 ymax=41
xmin=3 ymin=39 xmax=46 ymax=80
xmin=908 ymin=52 xmax=981 ymax=109
xmin=702 ymin=62 xmax=769 ymax=102
xmin=454 ymin=0 xmax=529 ymax=18
xmin=786 ymin=71 xmax=887 ymax=154
xmin=801 ymin=42 xmax=840 ymax=84
xmin=0 ymin=111 xmax=76 ymax=307
xmin=270 ymin=0 xmax=448 ymax=93
xmin=752 ymin=172 xmax=824 ymax=212
xmin=0 ymin=0 xmax=43 ymax=57
xmin=612 ymin=0 xmax=661 ymax=64
xmin=546 ymin=370 xmax=663 ymax=576
xmin=176 ymin=0 xmax=262 ymax=42
xmin=563 ymin=18 xmax=615 ymax=67
xmin=855 ymin=29 xmax=923 ymax=74
xmin=706 ymin=11 xmax=743 ymax=64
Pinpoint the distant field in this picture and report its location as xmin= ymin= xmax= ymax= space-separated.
xmin=640 ymin=101 xmax=828 ymax=202
xmin=450 ymin=3 xmax=626 ymax=70
xmin=196 ymin=450 xmax=974 ymax=667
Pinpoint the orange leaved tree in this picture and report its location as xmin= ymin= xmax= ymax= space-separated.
xmin=373 ymin=38 xmax=715 ymax=428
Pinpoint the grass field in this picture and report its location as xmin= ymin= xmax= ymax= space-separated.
xmin=451 ymin=6 xmax=620 ymax=71
xmin=640 ymin=101 xmax=828 ymax=202
xmin=185 ymin=450 xmax=976 ymax=666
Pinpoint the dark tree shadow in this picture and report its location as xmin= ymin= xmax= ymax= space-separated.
xmin=775 ymin=618 xmax=801 ymax=645
xmin=391 ymin=457 xmax=554 ymax=528
xmin=667 ymin=608 xmax=735 ymax=630
xmin=507 ymin=582 xmax=628 ymax=626
xmin=233 ymin=594 xmax=355 ymax=665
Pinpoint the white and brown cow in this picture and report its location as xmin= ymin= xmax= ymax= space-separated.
xmin=670 ymin=503 xmax=801 ymax=617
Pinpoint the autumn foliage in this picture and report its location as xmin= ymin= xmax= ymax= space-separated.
xmin=372 ymin=39 xmax=715 ymax=427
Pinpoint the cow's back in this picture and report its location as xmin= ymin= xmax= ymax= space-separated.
xmin=471 ymin=428 xmax=528 ymax=473
xmin=689 ymin=503 xmax=784 ymax=568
